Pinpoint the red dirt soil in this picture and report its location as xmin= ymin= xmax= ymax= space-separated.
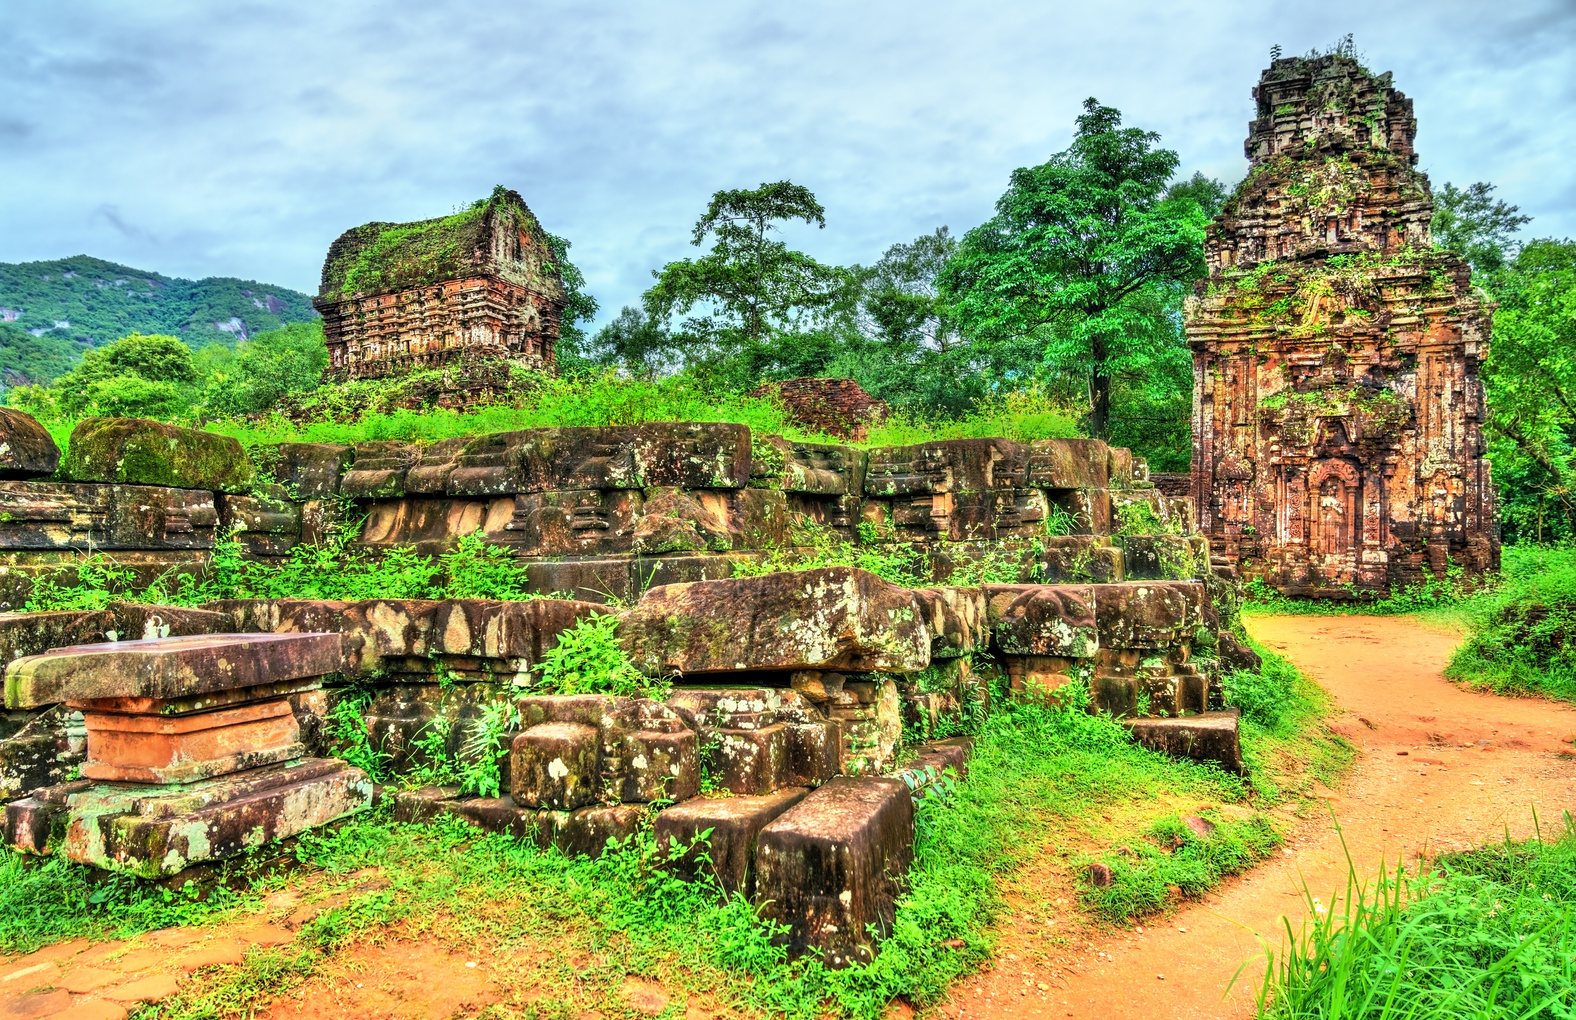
xmin=942 ymin=614 xmax=1576 ymax=1020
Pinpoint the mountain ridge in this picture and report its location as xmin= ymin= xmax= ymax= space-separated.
xmin=0 ymin=254 xmax=317 ymax=386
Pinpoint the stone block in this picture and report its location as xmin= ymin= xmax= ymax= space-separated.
xmin=751 ymin=436 xmax=866 ymax=495
xmin=0 ymin=481 xmax=217 ymax=551
xmin=864 ymin=438 xmax=1028 ymax=496
xmin=755 ymin=777 xmax=915 ymax=966
xmin=48 ymin=758 xmax=372 ymax=876
xmin=666 ymin=687 xmax=841 ymax=791
xmin=61 ymin=418 xmax=255 ymax=493
xmin=210 ymin=597 xmax=603 ymax=679
xmin=909 ymin=586 xmax=986 ymax=658
xmin=0 ymin=610 xmax=114 ymax=664
xmin=1091 ymin=581 xmax=1204 ymax=649
xmin=1118 ymin=535 xmax=1199 ymax=581
xmin=4 ymin=632 xmax=342 ymax=709
xmin=502 ymin=489 xmax=642 ymax=556
xmin=404 ymin=438 xmax=469 ymax=493
xmin=1122 ymin=709 xmax=1242 ymax=773
xmin=105 ymin=602 xmax=233 ymax=641
xmin=614 ymin=727 xmax=698 ymax=803
xmin=219 ymin=487 xmax=302 ymax=558
xmin=446 ymin=423 xmax=752 ymax=496
xmin=260 ymin=443 xmax=352 ymax=498
xmin=1 ymin=704 xmax=85 ymax=800
xmin=983 ymin=584 xmax=1098 ymax=657
xmin=1033 ymin=536 xmax=1122 ymax=582
xmin=655 ymin=787 xmax=810 ymax=895
xmin=619 ymin=566 xmax=930 ymax=675
xmin=631 ymin=488 xmax=732 ymax=554
xmin=0 ymin=409 xmax=61 ymax=479
xmin=79 ymin=697 xmax=304 ymax=783
xmin=3 ymin=778 xmax=90 ymax=853
xmin=541 ymin=803 xmax=645 ymax=856
xmin=391 ymin=784 xmax=461 ymax=824
xmin=1026 ymin=439 xmax=1109 ymax=489
xmin=509 ymin=722 xmax=600 ymax=809
xmin=340 ymin=442 xmax=423 ymax=498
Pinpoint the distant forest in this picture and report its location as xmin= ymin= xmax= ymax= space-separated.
xmin=0 ymin=255 xmax=316 ymax=386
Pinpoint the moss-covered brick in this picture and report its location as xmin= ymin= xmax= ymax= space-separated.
xmin=62 ymin=418 xmax=256 ymax=493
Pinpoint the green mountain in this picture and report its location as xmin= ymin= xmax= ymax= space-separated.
xmin=0 ymin=255 xmax=317 ymax=386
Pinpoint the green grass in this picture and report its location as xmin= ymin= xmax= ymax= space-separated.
xmin=1225 ymin=641 xmax=1358 ymax=804
xmin=2 ymin=678 xmax=1308 ymax=1018
xmin=1444 ymin=543 xmax=1576 ymax=705
xmin=1256 ymin=814 xmax=1576 ymax=1019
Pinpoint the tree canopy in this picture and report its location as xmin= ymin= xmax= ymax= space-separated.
xmin=938 ymin=99 xmax=1211 ymax=439
xmin=642 ymin=181 xmax=848 ymax=389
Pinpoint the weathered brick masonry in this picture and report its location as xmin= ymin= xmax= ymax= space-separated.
xmin=1185 ymin=53 xmax=1498 ymax=596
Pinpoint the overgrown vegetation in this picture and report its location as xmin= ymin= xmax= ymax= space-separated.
xmin=1 ymin=656 xmax=1337 ymax=1016
xmin=1444 ymin=543 xmax=1576 ymax=704
xmin=534 ymin=612 xmax=668 ymax=699
xmin=1257 ymin=815 xmax=1576 ymax=1019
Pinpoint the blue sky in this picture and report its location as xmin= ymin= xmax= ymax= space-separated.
xmin=2 ymin=0 xmax=1571 ymax=327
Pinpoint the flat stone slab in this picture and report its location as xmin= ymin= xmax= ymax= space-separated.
xmin=754 ymin=776 xmax=915 ymax=967
xmin=655 ymin=787 xmax=809 ymax=896
xmin=61 ymin=417 xmax=255 ymax=494
xmin=4 ymin=632 xmax=342 ymax=709
xmin=80 ymin=697 xmax=303 ymax=783
xmin=6 ymin=758 xmax=372 ymax=876
xmin=1122 ymin=708 xmax=1242 ymax=773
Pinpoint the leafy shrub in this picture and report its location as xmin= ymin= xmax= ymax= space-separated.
xmin=1446 ymin=543 xmax=1576 ymax=703
xmin=457 ymin=700 xmax=520 ymax=798
xmin=439 ymin=530 xmax=533 ymax=600
xmin=534 ymin=613 xmax=665 ymax=699
xmin=325 ymin=694 xmax=389 ymax=783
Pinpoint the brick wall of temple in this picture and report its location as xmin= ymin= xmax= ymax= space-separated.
xmin=1183 ymin=54 xmax=1499 ymax=598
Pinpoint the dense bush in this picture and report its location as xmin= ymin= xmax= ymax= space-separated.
xmin=1445 ymin=543 xmax=1576 ymax=703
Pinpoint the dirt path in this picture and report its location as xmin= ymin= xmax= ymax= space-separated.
xmin=944 ymin=614 xmax=1576 ymax=1020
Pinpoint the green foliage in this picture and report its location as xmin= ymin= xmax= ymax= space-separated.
xmin=23 ymin=554 xmax=137 ymax=611
xmin=0 ymin=851 xmax=258 ymax=954
xmin=939 ymin=99 xmax=1210 ymax=440
xmin=457 ymin=700 xmax=521 ymax=799
xmin=1480 ymin=239 xmax=1576 ymax=543
xmin=1242 ymin=567 xmax=1469 ymax=616
xmin=731 ymin=517 xmax=929 ymax=587
xmin=1432 ymin=181 xmax=1531 ymax=277
xmin=438 ymin=529 xmax=533 ymax=600
xmin=642 ymin=180 xmax=850 ymax=390
xmin=202 ymin=321 xmax=329 ymax=415
xmin=1257 ymin=816 xmax=1576 ymax=1019
xmin=1445 ymin=543 xmax=1576 ymax=704
xmin=326 ymin=693 xmax=389 ymax=783
xmin=1081 ymin=812 xmax=1282 ymax=921
xmin=0 ymin=321 xmax=84 ymax=388
xmin=534 ymin=613 xmax=666 ymax=699
xmin=0 ymin=254 xmax=315 ymax=354
xmin=544 ymin=233 xmax=601 ymax=369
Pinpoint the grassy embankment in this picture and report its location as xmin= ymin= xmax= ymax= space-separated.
xmin=1 ymin=640 xmax=1349 ymax=1020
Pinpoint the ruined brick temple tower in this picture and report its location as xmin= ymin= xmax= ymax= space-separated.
xmin=314 ymin=187 xmax=566 ymax=382
xmin=1185 ymin=52 xmax=1499 ymax=597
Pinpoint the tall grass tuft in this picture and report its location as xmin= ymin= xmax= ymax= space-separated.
xmin=1256 ymin=812 xmax=1576 ymax=1019
xmin=1445 ymin=543 xmax=1576 ymax=704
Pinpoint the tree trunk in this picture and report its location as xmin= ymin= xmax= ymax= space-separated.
xmin=1089 ymin=373 xmax=1111 ymax=441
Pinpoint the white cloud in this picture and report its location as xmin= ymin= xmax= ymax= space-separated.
xmin=1 ymin=0 xmax=1571 ymax=322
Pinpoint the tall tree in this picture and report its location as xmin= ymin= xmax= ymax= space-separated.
xmin=1433 ymin=181 xmax=1532 ymax=278
xmin=1482 ymin=238 xmax=1576 ymax=541
xmin=643 ymin=181 xmax=847 ymax=389
xmin=939 ymin=99 xmax=1210 ymax=439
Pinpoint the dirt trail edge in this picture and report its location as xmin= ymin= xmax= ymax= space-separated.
xmin=944 ymin=614 xmax=1576 ymax=1020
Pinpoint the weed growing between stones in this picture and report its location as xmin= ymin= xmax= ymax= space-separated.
xmin=534 ymin=613 xmax=668 ymax=699
xmin=22 ymin=528 xmax=553 ymax=611
xmin=1254 ymin=814 xmax=1576 ymax=1018
xmin=456 ymin=700 xmax=521 ymax=799
xmin=324 ymin=693 xmax=390 ymax=784
xmin=0 ymin=668 xmax=1319 ymax=1017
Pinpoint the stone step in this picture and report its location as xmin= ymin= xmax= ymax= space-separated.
xmin=653 ymin=787 xmax=810 ymax=896
xmin=754 ymin=776 xmax=914 ymax=968
xmin=1122 ymin=708 xmax=1242 ymax=774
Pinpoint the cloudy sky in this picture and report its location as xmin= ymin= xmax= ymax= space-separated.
xmin=2 ymin=1 xmax=1572 ymax=325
